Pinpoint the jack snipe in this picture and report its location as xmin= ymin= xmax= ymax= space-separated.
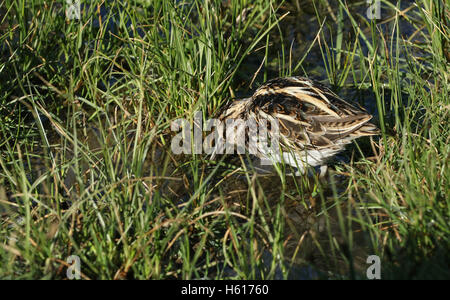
xmin=218 ymin=76 xmax=379 ymax=174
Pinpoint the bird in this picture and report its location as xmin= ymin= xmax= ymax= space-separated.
xmin=215 ymin=76 xmax=379 ymax=175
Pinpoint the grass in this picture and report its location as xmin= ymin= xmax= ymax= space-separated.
xmin=0 ymin=0 xmax=449 ymax=279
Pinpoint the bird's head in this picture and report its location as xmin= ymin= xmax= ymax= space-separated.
xmin=218 ymin=97 xmax=252 ymax=120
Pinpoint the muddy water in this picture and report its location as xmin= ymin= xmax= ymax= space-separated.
xmin=206 ymin=165 xmax=374 ymax=278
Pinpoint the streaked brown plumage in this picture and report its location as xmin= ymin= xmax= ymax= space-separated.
xmin=218 ymin=76 xmax=379 ymax=173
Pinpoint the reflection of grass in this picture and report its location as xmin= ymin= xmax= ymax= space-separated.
xmin=0 ymin=0 xmax=448 ymax=279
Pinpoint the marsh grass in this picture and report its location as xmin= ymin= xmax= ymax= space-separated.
xmin=0 ymin=0 xmax=449 ymax=279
